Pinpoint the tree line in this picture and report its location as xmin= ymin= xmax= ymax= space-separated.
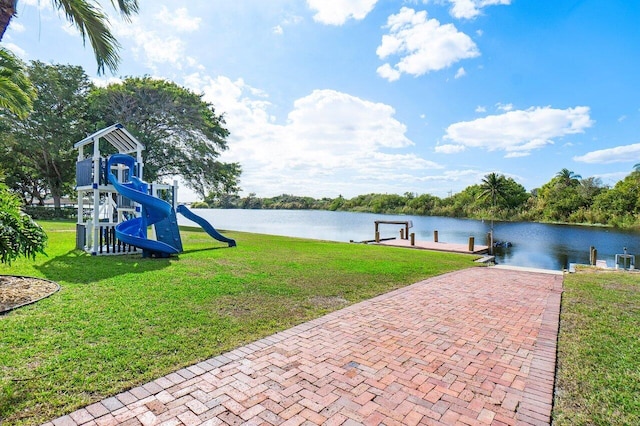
xmin=201 ymin=169 xmax=640 ymax=229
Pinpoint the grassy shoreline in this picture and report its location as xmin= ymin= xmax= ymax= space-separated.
xmin=0 ymin=221 xmax=476 ymax=425
xmin=553 ymin=268 xmax=640 ymax=425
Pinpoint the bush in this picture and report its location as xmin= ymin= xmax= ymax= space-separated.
xmin=189 ymin=201 xmax=210 ymax=209
xmin=23 ymin=206 xmax=77 ymax=220
xmin=0 ymin=184 xmax=47 ymax=264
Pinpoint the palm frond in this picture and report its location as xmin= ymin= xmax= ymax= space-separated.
xmin=110 ymin=0 xmax=139 ymax=22
xmin=0 ymin=47 xmax=35 ymax=118
xmin=52 ymin=0 xmax=121 ymax=74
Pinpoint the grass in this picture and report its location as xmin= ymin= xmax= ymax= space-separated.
xmin=0 ymin=221 xmax=476 ymax=425
xmin=553 ymin=268 xmax=640 ymax=425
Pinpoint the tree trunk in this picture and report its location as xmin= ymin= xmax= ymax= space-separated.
xmin=0 ymin=0 xmax=17 ymax=41
xmin=52 ymin=193 xmax=61 ymax=209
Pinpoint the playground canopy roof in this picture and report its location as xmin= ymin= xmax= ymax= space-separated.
xmin=74 ymin=123 xmax=144 ymax=154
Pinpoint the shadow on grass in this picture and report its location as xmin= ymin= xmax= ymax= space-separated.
xmin=34 ymin=249 xmax=173 ymax=284
xmin=181 ymin=246 xmax=231 ymax=255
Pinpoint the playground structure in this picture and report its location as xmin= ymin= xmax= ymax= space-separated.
xmin=74 ymin=123 xmax=236 ymax=257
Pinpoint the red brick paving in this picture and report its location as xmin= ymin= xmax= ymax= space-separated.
xmin=45 ymin=267 xmax=562 ymax=426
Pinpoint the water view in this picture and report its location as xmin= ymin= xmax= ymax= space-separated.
xmin=179 ymin=209 xmax=640 ymax=271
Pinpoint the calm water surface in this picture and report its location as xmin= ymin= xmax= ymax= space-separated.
xmin=178 ymin=209 xmax=640 ymax=271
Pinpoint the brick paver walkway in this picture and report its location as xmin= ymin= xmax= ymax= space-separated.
xmin=46 ymin=267 xmax=563 ymax=426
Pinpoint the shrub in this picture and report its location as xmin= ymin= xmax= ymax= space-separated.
xmin=23 ymin=206 xmax=77 ymax=220
xmin=190 ymin=201 xmax=210 ymax=209
xmin=0 ymin=184 xmax=47 ymax=264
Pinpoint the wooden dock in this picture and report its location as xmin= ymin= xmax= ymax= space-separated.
xmin=370 ymin=238 xmax=490 ymax=255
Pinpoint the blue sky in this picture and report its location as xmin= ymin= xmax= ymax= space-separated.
xmin=4 ymin=0 xmax=640 ymax=201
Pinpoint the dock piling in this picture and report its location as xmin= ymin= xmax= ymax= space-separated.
xmin=468 ymin=236 xmax=475 ymax=252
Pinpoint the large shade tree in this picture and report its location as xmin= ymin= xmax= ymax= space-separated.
xmin=0 ymin=62 xmax=93 ymax=208
xmin=592 ymin=171 xmax=640 ymax=226
xmin=535 ymin=169 xmax=588 ymax=222
xmin=0 ymin=0 xmax=139 ymax=75
xmin=87 ymin=77 xmax=242 ymax=200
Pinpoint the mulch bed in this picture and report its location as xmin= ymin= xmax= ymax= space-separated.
xmin=0 ymin=275 xmax=60 ymax=314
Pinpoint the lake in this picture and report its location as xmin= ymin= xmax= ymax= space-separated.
xmin=178 ymin=209 xmax=640 ymax=271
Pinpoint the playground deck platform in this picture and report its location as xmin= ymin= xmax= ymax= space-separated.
xmin=371 ymin=238 xmax=490 ymax=255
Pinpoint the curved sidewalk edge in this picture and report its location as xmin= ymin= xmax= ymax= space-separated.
xmin=45 ymin=267 xmax=563 ymax=426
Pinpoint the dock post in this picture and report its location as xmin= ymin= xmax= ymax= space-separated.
xmin=590 ymin=246 xmax=595 ymax=265
xmin=410 ymin=232 xmax=415 ymax=246
xmin=375 ymin=231 xmax=380 ymax=243
xmin=593 ymin=248 xmax=597 ymax=265
xmin=434 ymin=230 xmax=438 ymax=242
xmin=468 ymin=236 xmax=475 ymax=252
xmin=400 ymin=229 xmax=404 ymax=240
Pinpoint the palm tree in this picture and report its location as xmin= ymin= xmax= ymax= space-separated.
xmin=479 ymin=172 xmax=507 ymax=211
xmin=0 ymin=47 xmax=35 ymax=118
xmin=0 ymin=0 xmax=139 ymax=75
xmin=479 ymin=172 xmax=507 ymax=253
xmin=633 ymin=163 xmax=640 ymax=172
xmin=555 ymin=168 xmax=581 ymax=186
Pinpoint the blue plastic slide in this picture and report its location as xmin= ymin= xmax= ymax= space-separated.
xmin=107 ymin=154 xmax=181 ymax=257
xmin=108 ymin=154 xmax=236 ymax=256
xmin=177 ymin=204 xmax=237 ymax=247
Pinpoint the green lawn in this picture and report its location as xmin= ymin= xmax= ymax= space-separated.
xmin=553 ymin=268 xmax=640 ymax=425
xmin=0 ymin=221 xmax=476 ymax=425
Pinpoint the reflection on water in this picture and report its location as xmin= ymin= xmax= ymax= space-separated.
xmin=178 ymin=209 xmax=640 ymax=271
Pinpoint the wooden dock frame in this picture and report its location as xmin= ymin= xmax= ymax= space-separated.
xmin=374 ymin=220 xmax=411 ymax=242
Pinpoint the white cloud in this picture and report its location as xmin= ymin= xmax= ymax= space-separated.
xmin=91 ymin=76 xmax=123 ymax=87
xmin=282 ymin=15 xmax=304 ymax=25
xmin=594 ymin=171 xmax=631 ymax=186
xmin=496 ymin=102 xmax=513 ymax=111
xmin=448 ymin=0 xmax=512 ymax=19
xmin=416 ymin=168 xmax=480 ymax=183
xmin=618 ymin=115 xmax=627 ymax=122
xmin=4 ymin=42 xmax=27 ymax=59
xmin=573 ymin=143 xmax=640 ymax=164
xmin=376 ymin=63 xmax=401 ymax=82
xmin=454 ymin=67 xmax=466 ymax=78
xmin=444 ymin=106 xmax=594 ymax=156
xmin=273 ymin=25 xmax=284 ymax=35
xmin=9 ymin=22 xmax=25 ymax=33
xmin=61 ymin=23 xmax=79 ymax=36
xmin=504 ymin=151 xmax=530 ymax=158
xmin=435 ymin=144 xmax=466 ymax=154
xmin=307 ymin=0 xmax=378 ymax=25
xmin=475 ymin=105 xmax=486 ymax=113
xmin=112 ymin=17 xmax=190 ymax=70
xmin=376 ymin=7 xmax=479 ymax=81
xmin=155 ymin=6 xmax=201 ymax=32
xmin=183 ymin=75 xmax=441 ymax=197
